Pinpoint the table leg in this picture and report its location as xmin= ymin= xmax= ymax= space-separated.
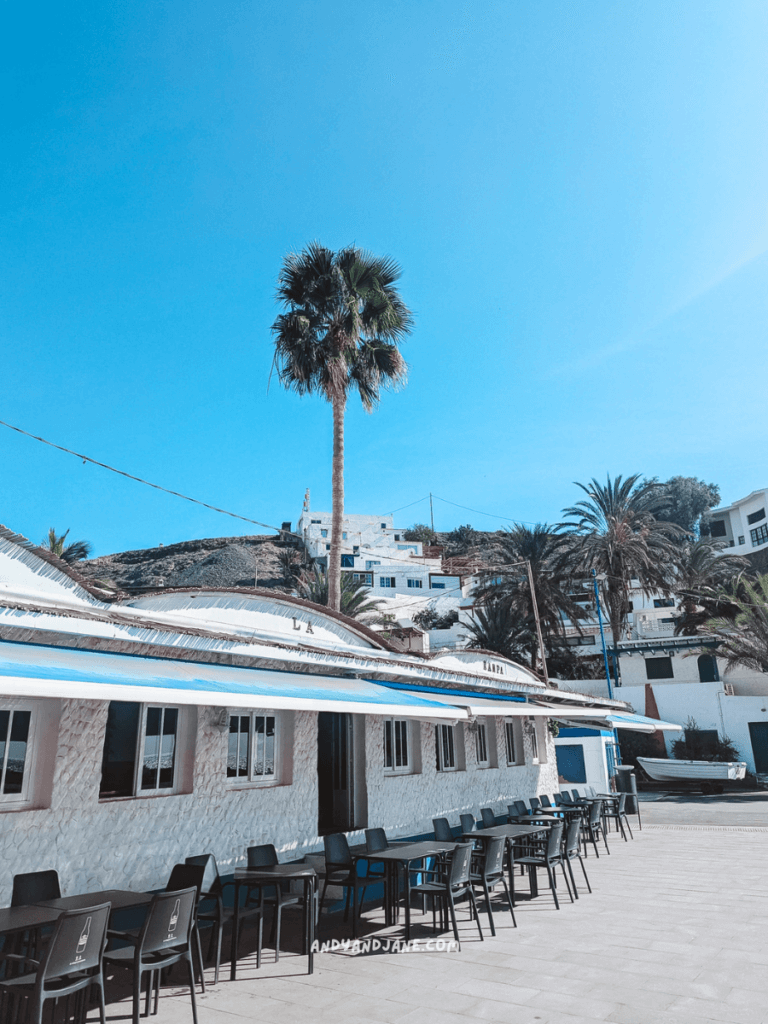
xmin=230 ymin=880 xmax=241 ymax=981
xmin=404 ymin=860 xmax=411 ymax=941
xmin=307 ymin=877 xmax=315 ymax=975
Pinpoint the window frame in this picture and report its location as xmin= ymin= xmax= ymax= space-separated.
xmin=227 ymin=711 xmax=279 ymax=786
xmin=0 ymin=704 xmax=36 ymax=808
xmin=406 ymin=578 xmax=423 ymax=589
xmin=383 ymin=718 xmax=411 ymax=774
xmin=100 ymin=701 xmax=186 ymax=801
xmin=474 ymin=720 xmax=489 ymax=768
xmin=436 ymin=724 xmax=457 ymax=772
xmin=751 ymin=524 xmax=768 ymax=547
xmin=504 ymin=720 xmax=518 ymax=766
xmin=378 ymin=576 xmax=396 ymax=588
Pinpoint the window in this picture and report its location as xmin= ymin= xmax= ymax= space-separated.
xmin=0 ymin=709 xmax=31 ymax=802
xmin=341 ymin=555 xmax=354 ymax=567
xmin=739 ymin=536 xmax=745 ymax=545
xmin=747 ymin=508 xmax=766 ymax=525
xmin=698 ymin=655 xmax=719 ymax=683
xmin=325 ymin=544 xmax=330 ymax=551
xmin=365 ymin=560 xmax=380 ymax=570
xmin=227 ymin=713 xmax=277 ymax=783
xmin=380 ymin=523 xmax=387 ymax=529
xmin=311 ymin=519 xmax=321 ymax=524
xmin=379 ymin=577 xmax=396 ymax=588
xmin=474 ymin=721 xmax=489 ymax=767
xmin=407 ymin=579 xmax=422 ymax=589
xmin=383 ymin=719 xmax=410 ymax=773
xmin=100 ymin=702 xmax=180 ymax=798
xmin=430 ymin=582 xmax=446 ymax=590
xmin=504 ymin=721 xmax=517 ymax=765
xmin=436 ymin=724 xmax=456 ymax=771
xmin=351 ymin=572 xmax=373 ymax=585
xmin=528 ymin=719 xmax=539 ymax=761
xmin=321 ymin=529 xmax=328 ymax=538
xmin=342 ymin=532 xmax=347 ymax=539
xmin=653 ymin=598 xmax=674 ymax=609
xmin=353 ymin=546 xmax=359 ymax=554
xmin=645 ymin=657 xmax=674 ymax=680
xmin=565 ymin=635 xmax=596 ymax=647
xmin=710 ymin=519 xmax=727 ymax=537
xmin=394 ymin=535 xmax=401 ymax=541
xmin=751 ymin=524 xmax=768 ymax=547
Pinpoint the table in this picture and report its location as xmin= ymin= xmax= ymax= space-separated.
xmin=0 ymin=904 xmax=62 ymax=939
xmin=230 ymin=864 xmax=317 ymax=979
xmin=36 ymin=890 xmax=152 ymax=913
xmin=372 ymin=841 xmax=458 ymax=939
xmin=463 ymin=824 xmax=549 ymax=899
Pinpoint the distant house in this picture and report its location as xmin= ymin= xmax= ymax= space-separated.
xmin=705 ymin=488 xmax=768 ymax=555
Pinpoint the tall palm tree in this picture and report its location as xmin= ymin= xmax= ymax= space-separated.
xmin=673 ymin=540 xmax=747 ymax=636
xmin=706 ymin=574 xmax=768 ymax=674
xmin=271 ymin=243 xmax=412 ymax=611
xmin=297 ymin=566 xmax=384 ymax=621
xmin=559 ymin=474 xmax=684 ymax=645
xmin=44 ymin=528 xmax=92 ymax=564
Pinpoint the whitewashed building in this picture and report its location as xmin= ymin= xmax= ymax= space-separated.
xmin=705 ymin=487 xmax=768 ymax=554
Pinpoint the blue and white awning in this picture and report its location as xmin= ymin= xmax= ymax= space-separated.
xmin=547 ymin=706 xmax=682 ymax=733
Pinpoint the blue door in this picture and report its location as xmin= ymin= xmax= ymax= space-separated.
xmin=555 ymin=744 xmax=587 ymax=783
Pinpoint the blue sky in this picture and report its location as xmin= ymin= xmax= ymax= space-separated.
xmin=2 ymin=1 xmax=767 ymax=555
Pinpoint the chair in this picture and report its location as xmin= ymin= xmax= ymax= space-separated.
xmin=432 ymin=817 xmax=454 ymax=842
xmin=165 ymin=864 xmax=206 ymax=991
xmin=539 ymin=795 xmax=553 ymax=808
xmin=319 ymin=834 xmax=368 ymax=939
xmin=0 ymin=902 xmax=110 ymax=1024
xmin=480 ymin=808 xmax=496 ymax=829
xmin=603 ymin=793 xmax=634 ymax=842
xmin=581 ymin=799 xmax=610 ymax=857
xmin=105 ymin=888 xmax=198 ymax=1024
xmin=410 ymin=843 xmax=483 ymax=951
xmin=562 ymin=817 xmax=591 ymax=898
xmin=507 ymin=800 xmax=529 ymax=821
xmin=247 ymin=844 xmax=312 ymax=962
xmin=459 ymin=813 xmax=476 ymax=834
xmin=529 ymin=796 xmax=541 ymax=812
xmin=553 ymin=793 xmax=564 ymax=806
xmin=516 ymin=820 xmax=572 ymax=910
xmin=11 ymin=871 xmax=61 ymax=907
xmin=185 ymin=853 xmax=262 ymax=985
xmin=470 ymin=835 xmax=515 ymax=936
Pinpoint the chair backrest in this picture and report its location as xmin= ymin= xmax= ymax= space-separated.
xmin=512 ymin=800 xmax=528 ymax=817
xmin=481 ymin=835 xmax=507 ymax=879
xmin=480 ymin=807 xmax=496 ymax=828
xmin=588 ymin=799 xmax=603 ymax=826
xmin=448 ymin=843 xmax=473 ymax=888
xmin=553 ymin=793 xmax=564 ymax=806
xmin=166 ymin=864 xmax=205 ymax=898
xmin=323 ymin=833 xmax=352 ymax=870
xmin=365 ymin=828 xmax=388 ymax=854
xmin=12 ymin=870 xmax=61 ymax=907
xmin=546 ymin=820 xmax=564 ymax=859
xmin=585 ymin=786 xmax=596 ymax=797
xmin=459 ymin=813 xmax=475 ymax=834
xmin=247 ymin=844 xmax=279 ymax=868
xmin=570 ymin=790 xmax=581 ymax=801
xmin=540 ymin=794 xmax=553 ymax=808
xmin=40 ymin=903 xmax=111 ymax=982
xmin=564 ymin=817 xmax=581 ymax=856
xmin=185 ymin=854 xmax=221 ymax=896
xmin=529 ymin=796 xmax=541 ymax=811
xmin=616 ymin=793 xmax=627 ymax=813
xmin=141 ymin=888 xmax=197 ymax=956
xmin=433 ymin=817 xmax=454 ymax=842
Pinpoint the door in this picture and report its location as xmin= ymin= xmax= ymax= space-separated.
xmin=317 ymin=712 xmax=354 ymax=834
xmin=748 ymin=722 xmax=768 ymax=774
xmin=555 ymin=744 xmax=587 ymax=784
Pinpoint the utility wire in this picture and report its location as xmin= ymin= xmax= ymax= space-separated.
xmin=431 ymin=493 xmax=540 ymax=528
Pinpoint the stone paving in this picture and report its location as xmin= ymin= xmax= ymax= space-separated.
xmin=97 ymin=794 xmax=768 ymax=1024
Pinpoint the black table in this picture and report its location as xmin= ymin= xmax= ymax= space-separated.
xmin=0 ymin=904 xmax=62 ymax=938
xmin=372 ymin=840 xmax=459 ymax=939
xmin=230 ymin=864 xmax=316 ymax=979
xmin=36 ymin=890 xmax=152 ymax=913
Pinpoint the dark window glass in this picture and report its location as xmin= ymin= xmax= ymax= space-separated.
xmin=710 ymin=520 xmax=727 ymax=537
xmin=341 ymin=555 xmax=354 ymax=567
xmin=645 ymin=657 xmax=674 ymax=680
xmin=384 ymin=720 xmax=393 ymax=768
xmin=1 ymin=710 xmax=30 ymax=795
xmin=653 ymin=598 xmax=675 ymax=608
xmin=697 ymin=655 xmax=719 ymax=683
xmin=747 ymin=508 xmax=766 ymax=525
xmin=100 ymin=702 xmax=141 ymax=798
xmin=751 ymin=524 xmax=768 ymax=547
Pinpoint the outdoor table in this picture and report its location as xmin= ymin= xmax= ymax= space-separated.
xmin=0 ymin=904 xmax=62 ymax=939
xmin=36 ymin=890 xmax=152 ymax=913
xmin=372 ymin=840 xmax=458 ymax=939
xmin=463 ymin=824 xmax=549 ymax=899
xmin=230 ymin=864 xmax=317 ymax=979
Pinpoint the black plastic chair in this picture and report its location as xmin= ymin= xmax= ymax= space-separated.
xmin=410 ymin=843 xmax=483 ymax=951
xmin=11 ymin=871 xmax=61 ymax=908
xmin=0 ymin=902 xmax=110 ymax=1024
xmin=185 ymin=853 xmax=262 ymax=985
xmin=529 ymin=796 xmax=541 ymax=812
xmin=432 ymin=817 xmax=454 ymax=842
xmin=319 ymin=834 xmax=367 ymax=939
xmin=459 ymin=813 xmax=476 ymax=834
xmin=480 ymin=808 xmax=496 ymax=829
xmin=246 ymin=844 xmax=312 ymax=962
xmin=581 ymin=799 xmax=610 ymax=857
xmin=553 ymin=793 xmax=564 ymax=806
xmin=539 ymin=795 xmax=553 ymax=808
xmin=563 ymin=817 xmax=591 ymax=897
xmin=470 ymin=835 xmax=515 ymax=936
xmin=105 ymin=888 xmax=198 ymax=1024
xmin=603 ymin=793 xmax=633 ymax=841
xmin=507 ymin=800 xmax=529 ymax=821
xmin=165 ymin=864 xmax=206 ymax=991
xmin=516 ymin=820 xmax=572 ymax=910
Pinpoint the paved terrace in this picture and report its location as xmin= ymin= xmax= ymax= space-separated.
xmin=102 ymin=794 xmax=768 ymax=1024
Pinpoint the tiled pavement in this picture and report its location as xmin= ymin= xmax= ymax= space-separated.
xmin=98 ymin=795 xmax=768 ymax=1024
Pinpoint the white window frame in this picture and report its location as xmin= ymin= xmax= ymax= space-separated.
xmin=527 ymin=717 xmax=540 ymax=763
xmin=505 ymin=719 xmax=520 ymax=766
xmin=436 ymin=724 xmax=457 ymax=771
xmin=383 ymin=718 xmax=411 ymax=774
xmin=227 ymin=711 xmax=279 ymax=786
xmin=0 ymin=704 xmax=36 ymax=809
xmin=474 ymin=720 xmax=489 ymax=768
xmin=138 ymin=705 xmax=181 ymax=795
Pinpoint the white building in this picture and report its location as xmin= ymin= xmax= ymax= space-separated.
xmin=706 ymin=488 xmax=768 ymax=554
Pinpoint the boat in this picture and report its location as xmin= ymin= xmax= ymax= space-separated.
xmin=637 ymin=757 xmax=746 ymax=782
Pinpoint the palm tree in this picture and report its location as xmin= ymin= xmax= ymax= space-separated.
xmin=559 ymin=474 xmax=684 ymax=645
xmin=271 ymin=243 xmax=412 ymax=611
xmin=462 ymin=599 xmax=537 ymax=665
xmin=706 ymin=574 xmax=768 ymax=674
xmin=297 ymin=566 xmax=384 ymax=621
xmin=673 ymin=540 xmax=747 ymax=636
xmin=44 ymin=528 xmax=92 ymax=564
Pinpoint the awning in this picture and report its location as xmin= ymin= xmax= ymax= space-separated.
xmin=0 ymin=641 xmax=464 ymax=722
xmin=381 ymin=685 xmax=558 ymax=718
xmin=552 ymin=709 xmax=683 ymax=734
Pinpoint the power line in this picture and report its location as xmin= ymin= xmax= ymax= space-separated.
xmin=0 ymin=418 xmax=297 ymax=538
xmin=431 ymin=493 xmax=540 ymax=528
xmin=380 ymin=495 xmax=430 ymax=517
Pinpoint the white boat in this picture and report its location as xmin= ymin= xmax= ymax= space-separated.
xmin=637 ymin=757 xmax=746 ymax=782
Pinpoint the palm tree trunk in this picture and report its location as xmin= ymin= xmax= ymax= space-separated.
xmin=328 ymin=391 xmax=346 ymax=612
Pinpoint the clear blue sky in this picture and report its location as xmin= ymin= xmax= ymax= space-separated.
xmin=2 ymin=1 xmax=767 ymax=555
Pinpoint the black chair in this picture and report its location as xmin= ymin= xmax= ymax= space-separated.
xmin=459 ymin=813 xmax=476 ymax=834
xmin=432 ymin=817 xmax=454 ymax=842
xmin=480 ymin=808 xmax=496 ymax=829
xmin=185 ymin=853 xmax=262 ymax=985
xmin=603 ymin=793 xmax=633 ymax=841
xmin=516 ymin=820 xmax=572 ymax=910
xmin=562 ymin=817 xmax=591 ymax=898
xmin=319 ymin=834 xmax=367 ymax=939
xmin=11 ymin=871 xmax=61 ymax=908
xmin=529 ymin=796 xmax=541 ymax=812
xmin=105 ymin=888 xmax=198 ymax=1024
xmin=553 ymin=793 xmax=564 ymax=806
xmin=508 ymin=800 xmax=529 ymax=821
xmin=0 ymin=902 xmax=110 ymax=1024
xmin=410 ymin=843 xmax=483 ymax=951
xmin=581 ymin=799 xmax=610 ymax=857
xmin=165 ymin=864 xmax=206 ymax=991
xmin=246 ymin=844 xmax=313 ymax=962
xmin=470 ymin=835 xmax=515 ymax=936
xmin=539 ymin=795 xmax=553 ymax=808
